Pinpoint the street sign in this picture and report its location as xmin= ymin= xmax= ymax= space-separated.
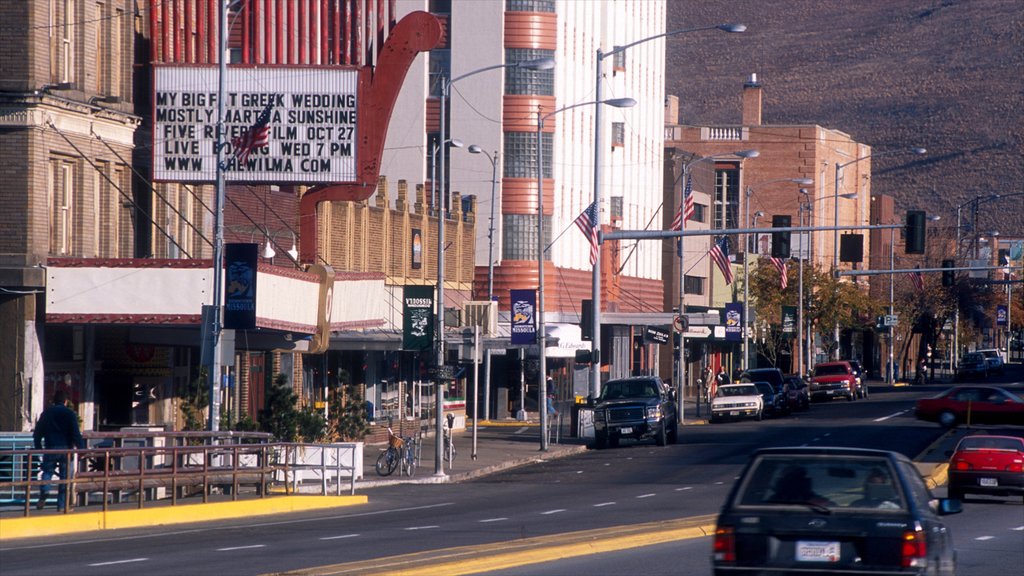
xmin=684 ymin=326 xmax=712 ymax=338
xmin=645 ymin=325 xmax=670 ymax=344
xmin=672 ymin=315 xmax=688 ymax=332
xmin=884 ymin=314 xmax=899 ymax=327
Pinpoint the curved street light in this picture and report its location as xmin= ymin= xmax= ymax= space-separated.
xmin=468 ymin=144 xmax=499 ymax=426
xmin=538 ymin=97 xmax=636 ymax=450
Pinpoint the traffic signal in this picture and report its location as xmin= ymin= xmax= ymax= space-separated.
xmin=580 ymin=299 xmax=593 ymax=340
xmin=840 ymin=234 xmax=864 ymax=263
xmin=771 ymin=215 xmax=791 ymax=258
xmin=905 ymin=210 xmax=926 ymax=254
xmin=942 ymin=259 xmax=955 ymax=287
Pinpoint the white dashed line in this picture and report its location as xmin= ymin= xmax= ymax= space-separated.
xmin=1012 ymin=526 xmax=1024 ymax=531
xmin=217 ymin=545 xmax=266 ymax=552
xmin=674 ymin=487 xmax=693 ymax=491
xmin=88 ymin=558 xmax=148 ymax=567
xmin=541 ymin=509 xmax=566 ymax=515
xmin=404 ymin=526 xmax=440 ymax=531
xmin=873 ymin=410 xmax=906 ymax=422
xmin=714 ymin=481 xmax=725 ymax=485
xmin=636 ymin=493 xmax=656 ymax=499
xmin=593 ymin=502 xmax=616 ymax=507
xmin=320 ymin=534 xmax=360 ymax=540
xmin=975 ymin=536 xmax=995 ymax=541
xmin=479 ymin=518 xmax=508 ymax=523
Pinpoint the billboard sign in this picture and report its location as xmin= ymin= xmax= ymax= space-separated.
xmin=153 ymin=66 xmax=358 ymax=183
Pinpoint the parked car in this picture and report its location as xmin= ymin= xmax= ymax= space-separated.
xmin=914 ymin=385 xmax=1024 ymax=427
xmin=710 ymin=383 xmax=763 ymax=423
xmin=956 ymin=352 xmax=989 ymax=380
xmin=808 ymin=361 xmax=857 ymax=402
xmin=712 ymin=446 xmax=961 ymax=576
xmin=947 ymin=434 xmax=1024 ymax=503
xmin=845 ymin=359 xmax=867 ymax=399
xmin=591 ymin=376 xmax=677 ymax=449
xmin=976 ymin=348 xmax=1004 ymax=375
xmin=752 ymin=381 xmax=787 ymax=417
xmin=740 ymin=368 xmax=790 ymax=413
xmin=783 ymin=375 xmax=810 ymax=411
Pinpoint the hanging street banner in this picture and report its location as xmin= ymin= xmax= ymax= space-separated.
xmin=996 ymin=304 xmax=1008 ymax=326
xmin=402 ymin=286 xmax=434 ymax=351
xmin=223 ymin=243 xmax=258 ymax=330
xmin=724 ymin=303 xmax=744 ymax=342
xmin=510 ymin=289 xmax=537 ymax=345
xmin=781 ymin=305 xmax=797 ymax=336
xmin=153 ymin=66 xmax=358 ymax=183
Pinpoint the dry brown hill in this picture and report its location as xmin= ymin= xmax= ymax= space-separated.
xmin=666 ymin=0 xmax=1023 ymax=234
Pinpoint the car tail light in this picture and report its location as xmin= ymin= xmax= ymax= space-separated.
xmin=713 ymin=526 xmax=735 ymax=562
xmin=901 ymin=526 xmax=927 ymax=568
xmin=953 ymin=459 xmax=972 ymax=471
xmin=1007 ymin=459 xmax=1023 ymax=473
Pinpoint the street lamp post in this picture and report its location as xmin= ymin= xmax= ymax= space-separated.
xmin=831 ymin=147 xmax=926 ymax=359
xmin=538 ymin=97 xmax=635 ymax=451
xmin=591 ymin=22 xmax=746 ymax=403
xmin=435 ymin=57 xmax=554 ymax=475
xmin=468 ymin=145 xmax=498 ymax=422
xmin=741 ymin=178 xmax=812 ymax=371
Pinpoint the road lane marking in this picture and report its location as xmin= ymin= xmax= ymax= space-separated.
xmin=478 ymin=518 xmax=508 ymax=523
xmin=404 ymin=526 xmax=439 ymax=531
xmin=320 ymin=534 xmax=360 ymax=540
xmin=540 ymin=509 xmax=566 ymax=515
xmin=1013 ymin=526 xmax=1024 ymax=531
xmin=636 ymin=493 xmax=656 ymax=499
xmin=593 ymin=502 xmax=616 ymax=507
xmin=873 ymin=410 xmax=906 ymax=422
xmin=975 ymin=536 xmax=994 ymax=541
xmin=674 ymin=487 xmax=692 ymax=491
xmin=217 ymin=545 xmax=266 ymax=551
xmin=88 ymin=558 xmax=148 ymax=566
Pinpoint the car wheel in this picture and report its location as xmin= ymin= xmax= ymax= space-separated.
xmin=656 ymin=422 xmax=667 ymax=446
xmin=593 ymin=431 xmax=608 ymax=450
xmin=847 ymin=392 xmax=855 ymax=402
xmin=667 ymin=421 xmax=679 ymax=444
xmin=756 ymin=409 xmax=763 ymax=421
xmin=608 ymin=434 xmax=620 ymax=448
xmin=709 ymin=413 xmax=718 ymax=424
xmin=939 ymin=410 xmax=958 ymax=428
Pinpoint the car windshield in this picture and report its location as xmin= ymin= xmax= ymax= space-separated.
xmin=754 ymin=382 xmax=773 ymax=395
xmin=962 ymin=353 xmax=984 ymax=363
xmin=599 ymin=380 xmax=659 ymax=400
xmin=958 ymin=437 xmax=1024 ymax=451
xmin=719 ymin=385 xmax=758 ymax=397
xmin=813 ymin=365 xmax=848 ymax=376
xmin=736 ymin=455 xmax=905 ymax=511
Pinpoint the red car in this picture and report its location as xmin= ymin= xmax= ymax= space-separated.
xmin=808 ymin=361 xmax=857 ymax=402
xmin=915 ymin=386 xmax=1024 ymax=427
xmin=947 ymin=434 xmax=1024 ymax=503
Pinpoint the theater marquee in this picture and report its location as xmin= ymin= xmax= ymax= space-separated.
xmin=153 ymin=66 xmax=358 ymax=183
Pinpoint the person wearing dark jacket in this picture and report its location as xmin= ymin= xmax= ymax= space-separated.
xmin=33 ymin=390 xmax=85 ymax=510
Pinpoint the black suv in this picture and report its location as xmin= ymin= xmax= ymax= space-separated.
xmin=592 ymin=377 xmax=677 ymax=449
xmin=740 ymin=368 xmax=790 ymax=415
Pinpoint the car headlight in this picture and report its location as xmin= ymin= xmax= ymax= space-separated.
xmin=595 ymin=409 xmax=606 ymax=422
xmin=646 ymin=406 xmax=661 ymax=420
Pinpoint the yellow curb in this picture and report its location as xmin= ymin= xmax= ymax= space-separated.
xmin=268 ymin=515 xmax=718 ymax=576
xmin=0 ymin=495 xmax=366 ymax=541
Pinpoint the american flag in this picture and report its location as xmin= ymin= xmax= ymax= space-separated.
xmin=908 ymin=269 xmax=924 ymax=291
xmin=232 ymin=103 xmax=274 ymax=164
xmin=770 ymin=256 xmax=788 ymax=290
xmin=574 ymin=201 xmax=600 ymax=266
xmin=671 ymin=174 xmax=695 ymax=231
xmin=710 ymin=236 xmax=734 ymax=285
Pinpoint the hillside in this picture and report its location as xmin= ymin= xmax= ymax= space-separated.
xmin=666 ymin=0 xmax=1023 ymax=234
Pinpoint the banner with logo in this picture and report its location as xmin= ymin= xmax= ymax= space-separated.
xmin=724 ymin=303 xmax=743 ymax=342
xmin=781 ymin=305 xmax=797 ymax=336
xmin=510 ymin=289 xmax=537 ymax=345
xmin=996 ymin=304 xmax=1008 ymax=326
xmin=223 ymin=243 xmax=258 ymax=330
xmin=402 ymin=285 xmax=434 ymax=351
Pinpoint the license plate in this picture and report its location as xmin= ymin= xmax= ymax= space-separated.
xmin=729 ymin=411 xmax=739 ymax=416
xmin=980 ymin=477 xmax=998 ymax=487
xmin=796 ymin=541 xmax=840 ymax=562
xmin=619 ymin=427 xmax=633 ymax=434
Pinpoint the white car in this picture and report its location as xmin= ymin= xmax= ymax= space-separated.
xmin=710 ymin=383 xmax=764 ymax=423
xmin=976 ymin=348 xmax=1004 ymax=375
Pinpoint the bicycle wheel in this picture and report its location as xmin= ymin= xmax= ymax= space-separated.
xmin=405 ymin=443 xmax=417 ymax=477
xmin=375 ymin=447 xmax=399 ymax=476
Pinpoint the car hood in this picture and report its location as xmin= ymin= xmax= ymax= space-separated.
xmin=712 ymin=394 xmax=762 ymax=405
xmin=811 ymin=375 xmax=851 ymax=383
xmin=594 ymin=397 xmax=660 ymax=409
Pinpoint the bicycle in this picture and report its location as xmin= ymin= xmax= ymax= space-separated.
xmin=375 ymin=426 xmax=403 ymax=476
xmin=400 ymin=432 xmax=420 ymax=477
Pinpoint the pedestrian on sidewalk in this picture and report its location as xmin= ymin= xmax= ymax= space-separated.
xmin=33 ymin=390 xmax=85 ymax=510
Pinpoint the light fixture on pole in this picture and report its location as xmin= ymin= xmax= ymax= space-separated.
xmin=591 ymin=22 xmax=746 ymax=403
xmin=673 ymin=150 xmax=757 ymax=420
xmin=538 ymin=97 xmax=635 ymax=451
xmin=435 ymin=56 xmax=554 ymax=475
xmin=832 ymin=147 xmax=926 ymax=358
xmin=741 ymin=177 xmax=812 ymax=371
xmin=468 ymin=144 xmax=499 ymax=423
xmin=797 ymin=188 xmax=811 ymax=377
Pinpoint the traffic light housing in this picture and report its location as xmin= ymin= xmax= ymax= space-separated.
xmin=905 ymin=210 xmax=926 ymax=254
xmin=942 ymin=259 xmax=955 ymax=287
xmin=771 ymin=215 xmax=791 ymax=258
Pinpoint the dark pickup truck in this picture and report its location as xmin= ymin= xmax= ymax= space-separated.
xmin=592 ymin=376 xmax=677 ymax=449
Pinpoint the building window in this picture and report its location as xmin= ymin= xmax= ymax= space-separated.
xmin=95 ymin=2 xmax=106 ymax=93
xmin=502 ymin=214 xmax=550 ymax=261
xmin=611 ymin=122 xmax=625 ymax=147
xmin=54 ymin=0 xmax=76 ymax=85
xmin=506 ymin=0 xmax=555 ymax=12
xmin=714 ymin=166 xmax=741 ymax=230
xmin=684 ymin=275 xmax=704 ymax=295
xmin=692 ymin=203 xmax=707 ymax=224
xmin=429 ymin=49 xmax=450 ymax=98
xmin=504 ymin=131 xmax=550 ymax=179
xmin=505 ymin=48 xmax=555 ymax=96
xmin=112 ymin=8 xmax=123 ymax=97
xmin=50 ymin=159 xmax=76 ymax=256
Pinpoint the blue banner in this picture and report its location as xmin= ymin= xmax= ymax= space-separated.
xmin=224 ymin=243 xmax=258 ymax=330
xmin=996 ymin=304 xmax=1008 ymax=326
xmin=724 ymin=303 xmax=744 ymax=342
xmin=510 ymin=289 xmax=537 ymax=345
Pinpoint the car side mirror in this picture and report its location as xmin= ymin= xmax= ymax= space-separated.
xmin=936 ymin=498 xmax=962 ymax=515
